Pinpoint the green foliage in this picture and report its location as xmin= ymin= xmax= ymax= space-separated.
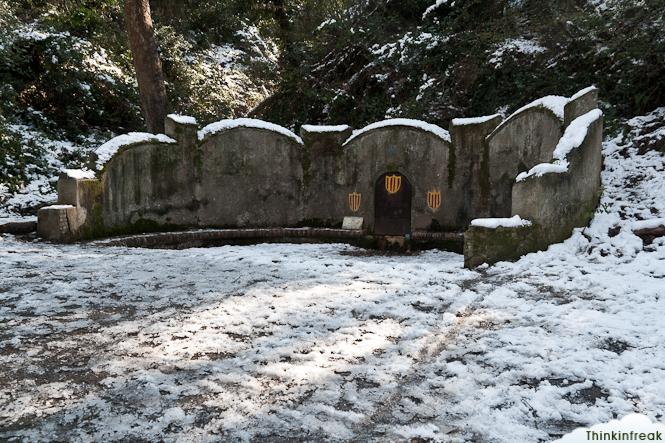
xmin=44 ymin=0 xmax=122 ymax=37
xmin=3 ymin=0 xmax=665 ymax=137
xmin=257 ymin=0 xmax=665 ymax=129
xmin=156 ymin=24 xmax=278 ymax=122
xmin=0 ymin=122 xmax=54 ymax=195
xmin=0 ymin=123 xmax=26 ymax=194
xmin=154 ymin=0 xmax=255 ymax=45
xmin=0 ymin=23 xmax=141 ymax=136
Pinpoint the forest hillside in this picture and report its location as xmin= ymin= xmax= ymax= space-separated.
xmin=1 ymin=0 xmax=664 ymax=214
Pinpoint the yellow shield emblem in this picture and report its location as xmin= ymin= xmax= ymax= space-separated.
xmin=348 ymin=192 xmax=361 ymax=212
xmin=427 ymin=190 xmax=441 ymax=211
xmin=385 ymin=175 xmax=402 ymax=194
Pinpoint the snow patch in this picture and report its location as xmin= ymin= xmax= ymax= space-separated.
xmin=61 ymin=169 xmax=95 ymax=180
xmin=41 ymin=204 xmax=75 ymax=210
xmin=493 ymin=86 xmax=597 ymax=133
xmin=198 ymin=118 xmax=303 ymax=145
xmin=632 ymin=218 xmax=665 ymax=231
xmin=489 ymin=38 xmax=546 ymax=68
xmin=517 ymin=162 xmax=569 ymax=180
xmin=370 ymin=32 xmax=446 ymax=62
xmin=452 ymin=114 xmax=502 ymax=126
xmin=394 ymin=423 xmax=441 ymax=439
xmin=506 ymin=95 xmax=569 ymax=122
xmin=316 ymin=18 xmax=337 ymax=31
xmin=422 ymin=0 xmax=451 ymax=19
xmin=0 ymin=215 xmax=37 ymax=224
xmin=95 ymin=133 xmax=177 ymax=169
xmin=344 ymin=118 xmax=451 ymax=146
xmin=167 ymin=114 xmax=197 ymax=125
xmin=569 ymin=85 xmax=598 ymax=101
xmin=470 ymin=215 xmax=532 ymax=229
xmin=552 ymin=109 xmax=604 ymax=159
xmin=207 ymin=44 xmax=245 ymax=68
xmin=627 ymin=107 xmax=665 ymax=129
xmin=301 ymin=124 xmax=351 ymax=133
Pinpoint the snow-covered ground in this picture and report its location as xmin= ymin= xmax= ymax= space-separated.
xmin=1 ymin=114 xmax=665 ymax=441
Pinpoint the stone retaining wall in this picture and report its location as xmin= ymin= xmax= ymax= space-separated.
xmin=95 ymin=228 xmax=463 ymax=250
xmin=343 ymin=125 xmax=454 ymax=232
xmin=487 ymin=106 xmax=564 ymax=218
xmin=38 ymin=86 xmax=604 ymax=267
xmin=465 ymin=92 xmax=603 ymax=267
xmin=511 ymin=113 xmax=603 ymax=246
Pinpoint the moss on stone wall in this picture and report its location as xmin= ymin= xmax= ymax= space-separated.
xmin=295 ymin=218 xmax=342 ymax=229
xmin=447 ymin=142 xmax=456 ymax=188
xmin=301 ymin=144 xmax=313 ymax=187
xmin=464 ymin=223 xmax=545 ymax=268
xmin=479 ymin=142 xmax=491 ymax=211
xmin=81 ymin=217 xmax=188 ymax=240
xmin=79 ymin=202 xmax=105 ymax=240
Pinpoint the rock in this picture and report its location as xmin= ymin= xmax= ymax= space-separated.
xmin=633 ymin=226 xmax=665 ymax=245
xmin=607 ymin=225 xmax=621 ymax=237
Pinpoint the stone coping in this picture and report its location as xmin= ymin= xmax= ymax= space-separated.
xmin=90 ymin=228 xmax=464 ymax=249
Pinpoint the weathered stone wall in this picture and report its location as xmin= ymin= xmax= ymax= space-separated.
xmin=65 ymin=118 xmax=305 ymax=236
xmin=40 ymin=85 xmax=604 ymax=265
xmin=198 ymin=128 xmax=303 ymax=227
xmin=449 ymin=115 xmax=502 ymax=223
xmin=564 ymin=87 xmax=599 ymax=127
xmin=464 ymin=87 xmax=603 ymax=267
xmin=300 ymin=126 xmax=353 ymax=226
xmin=101 ymin=141 xmax=197 ymax=229
xmin=464 ymin=112 xmax=603 ymax=268
xmin=511 ymin=115 xmax=604 ymax=245
xmin=463 ymin=224 xmax=540 ymax=268
xmin=37 ymin=205 xmax=82 ymax=242
xmin=486 ymin=108 xmax=563 ymax=217
xmin=343 ymin=126 xmax=453 ymax=231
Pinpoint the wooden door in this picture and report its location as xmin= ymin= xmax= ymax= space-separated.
xmin=374 ymin=172 xmax=412 ymax=235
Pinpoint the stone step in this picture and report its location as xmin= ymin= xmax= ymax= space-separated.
xmin=0 ymin=220 xmax=37 ymax=235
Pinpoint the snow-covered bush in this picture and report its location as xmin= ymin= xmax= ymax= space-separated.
xmin=258 ymin=0 xmax=665 ymax=130
xmin=0 ymin=23 xmax=141 ymax=135
xmin=157 ymin=24 xmax=278 ymax=122
xmin=0 ymin=120 xmax=97 ymax=214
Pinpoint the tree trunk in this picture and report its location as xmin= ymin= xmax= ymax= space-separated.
xmin=270 ymin=0 xmax=290 ymax=38
xmin=124 ymin=0 xmax=168 ymax=134
xmin=263 ymin=0 xmax=293 ymax=67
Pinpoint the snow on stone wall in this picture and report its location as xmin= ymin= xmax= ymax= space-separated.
xmin=343 ymin=118 xmax=451 ymax=145
xmin=516 ymin=109 xmax=603 ymax=182
xmin=510 ymin=107 xmax=604 ymax=248
xmin=198 ymin=118 xmax=303 ymax=145
xmin=46 ymin=88 xmax=604 ymax=259
xmin=470 ymin=215 xmax=532 ymax=229
xmin=95 ymin=133 xmax=177 ymax=169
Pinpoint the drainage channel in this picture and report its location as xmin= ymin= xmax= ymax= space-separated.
xmin=90 ymin=228 xmax=465 ymax=252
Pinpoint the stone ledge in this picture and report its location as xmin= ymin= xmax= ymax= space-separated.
xmin=463 ymin=224 xmax=541 ymax=268
xmin=0 ymin=220 xmax=37 ymax=235
xmin=411 ymin=231 xmax=464 ymax=241
xmin=90 ymin=228 xmax=466 ymax=251
xmin=95 ymin=228 xmax=367 ymax=248
xmin=37 ymin=205 xmax=86 ymax=242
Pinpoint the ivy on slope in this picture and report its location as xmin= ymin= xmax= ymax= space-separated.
xmin=256 ymin=0 xmax=665 ymax=131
